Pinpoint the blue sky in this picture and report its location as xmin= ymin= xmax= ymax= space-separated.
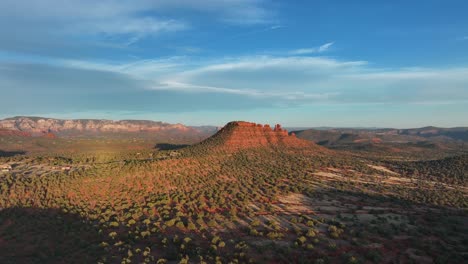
xmin=0 ymin=0 xmax=467 ymax=127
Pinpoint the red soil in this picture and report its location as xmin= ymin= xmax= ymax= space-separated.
xmin=0 ymin=129 xmax=31 ymax=137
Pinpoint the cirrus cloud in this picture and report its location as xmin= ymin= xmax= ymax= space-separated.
xmin=289 ymin=42 xmax=335 ymax=55
xmin=1 ymin=52 xmax=468 ymax=121
xmin=50 ymin=53 xmax=468 ymax=107
xmin=0 ymin=0 xmax=275 ymax=55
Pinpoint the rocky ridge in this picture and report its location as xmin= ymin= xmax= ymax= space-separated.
xmin=0 ymin=116 xmax=194 ymax=135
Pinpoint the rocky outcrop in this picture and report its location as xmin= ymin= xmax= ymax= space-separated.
xmin=196 ymin=121 xmax=315 ymax=151
xmin=0 ymin=116 xmax=195 ymax=135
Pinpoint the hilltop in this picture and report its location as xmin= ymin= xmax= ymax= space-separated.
xmin=191 ymin=121 xmax=319 ymax=152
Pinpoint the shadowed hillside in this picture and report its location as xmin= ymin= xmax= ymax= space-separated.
xmin=0 ymin=208 xmax=103 ymax=264
xmin=386 ymin=154 xmax=468 ymax=185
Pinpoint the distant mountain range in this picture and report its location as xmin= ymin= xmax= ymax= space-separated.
xmin=292 ymin=126 xmax=468 ymax=145
xmin=0 ymin=116 xmax=217 ymax=142
xmin=1 ymin=116 xmax=467 ymax=145
xmin=0 ymin=116 xmax=190 ymax=133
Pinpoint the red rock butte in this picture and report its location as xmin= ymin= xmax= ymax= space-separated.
xmin=197 ymin=121 xmax=315 ymax=151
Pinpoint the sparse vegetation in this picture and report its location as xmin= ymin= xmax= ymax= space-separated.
xmin=0 ymin=122 xmax=466 ymax=263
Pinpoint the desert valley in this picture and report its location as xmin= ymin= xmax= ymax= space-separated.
xmin=0 ymin=116 xmax=466 ymax=263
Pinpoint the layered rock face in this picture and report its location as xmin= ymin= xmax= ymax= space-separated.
xmin=0 ymin=116 xmax=193 ymax=135
xmin=199 ymin=121 xmax=313 ymax=150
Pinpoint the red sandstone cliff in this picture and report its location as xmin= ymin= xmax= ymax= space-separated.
xmin=0 ymin=116 xmax=196 ymax=134
xmin=195 ymin=121 xmax=316 ymax=151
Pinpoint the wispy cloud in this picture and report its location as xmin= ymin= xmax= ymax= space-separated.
xmin=56 ymin=53 xmax=468 ymax=106
xmin=289 ymin=48 xmax=318 ymax=55
xmin=0 ymin=1 xmax=189 ymax=36
xmin=153 ymin=81 xmax=336 ymax=101
xmin=85 ymin=17 xmax=187 ymax=36
xmin=176 ymin=55 xmax=365 ymax=75
xmin=0 ymin=0 xmax=275 ymax=54
xmin=227 ymin=24 xmax=284 ymax=40
xmin=0 ymin=0 xmax=272 ymax=24
xmin=289 ymin=42 xmax=335 ymax=55
xmin=318 ymin=42 xmax=334 ymax=52
xmin=3 ymin=51 xmax=468 ymax=115
xmin=62 ymin=56 xmax=188 ymax=78
xmin=269 ymin=25 xmax=283 ymax=30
